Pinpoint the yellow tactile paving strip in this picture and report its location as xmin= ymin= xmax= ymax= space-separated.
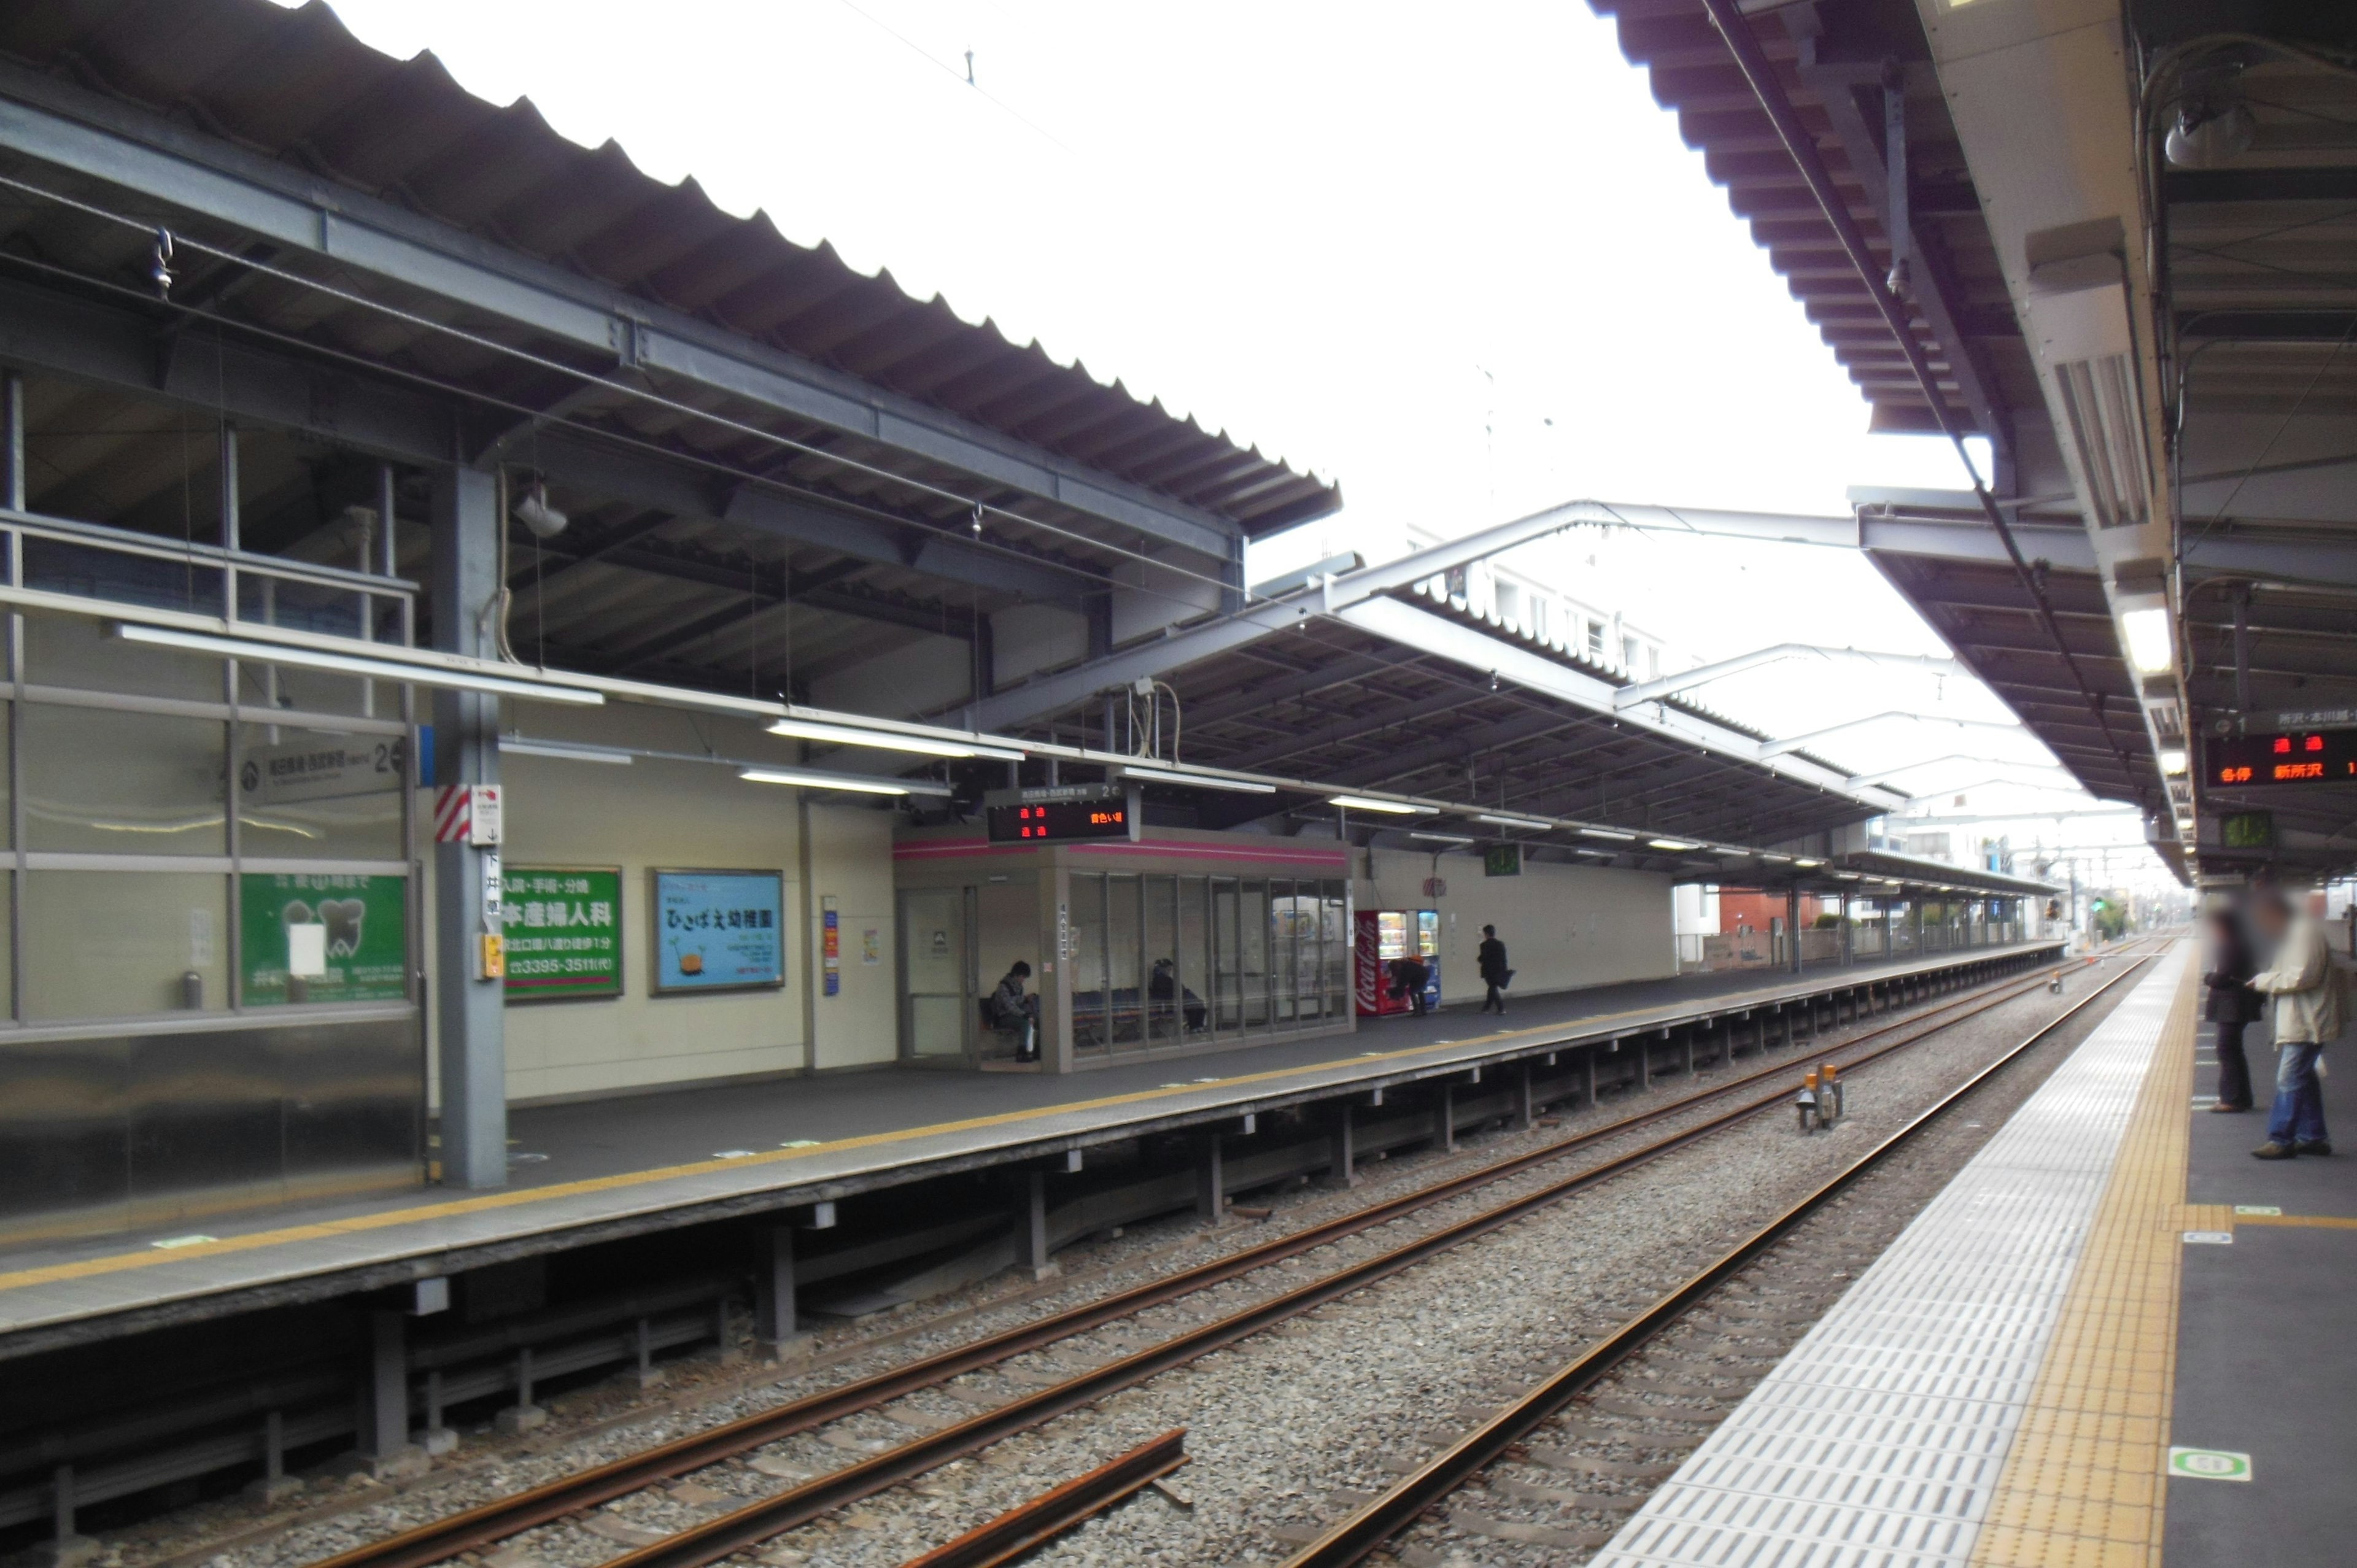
xmin=1970 ymin=958 xmax=2198 ymax=1568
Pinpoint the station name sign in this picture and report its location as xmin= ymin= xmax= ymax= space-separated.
xmin=2205 ymin=728 xmax=2357 ymax=788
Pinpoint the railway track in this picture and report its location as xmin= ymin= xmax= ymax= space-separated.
xmin=1268 ymin=943 xmax=2163 ymax=1567
xmin=301 ymin=948 xmax=2134 ymax=1568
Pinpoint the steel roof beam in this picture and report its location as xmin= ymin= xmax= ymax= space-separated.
xmin=1793 ymin=47 xmax=2016 ymax=466
xmin=0 ymin=60 xmax=1257 ymax=565
xmin=1613 ymin=642 xmax=1961 ymax=708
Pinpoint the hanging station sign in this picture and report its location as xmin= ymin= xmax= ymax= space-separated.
xmin=2205 ymin=728 xmax=2357 ymax=788
xmin=239 ymin=871 xmax=408 ymax=1005
xmin=501 ymin=866 xmax=623 ymax=1000
xmin=651 ymin=868 xmax=786 ymax=994
xmin=239 ymin=737 xmax=407 ymax=807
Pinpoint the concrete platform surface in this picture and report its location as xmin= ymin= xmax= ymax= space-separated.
xmin=2167 ymin=1007 xmax=2357 ymax=1566
xmin=0 ymin=941 xmax=2061 ymax=1353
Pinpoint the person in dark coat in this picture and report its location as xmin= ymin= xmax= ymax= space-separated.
xmin=1477 ymin=925 xmax=1511 ymax=1015
xmin=1387 ymin=954 xmax=1431 ymax=1016
xmin=2202 ymin=908 xmax=2260 ymax=1112
xmin=991 ymin=960 xmax=1040 ymax=1062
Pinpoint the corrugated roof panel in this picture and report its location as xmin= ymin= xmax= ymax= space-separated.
xmin=0 ymin=0 xmax=1339 ymax=534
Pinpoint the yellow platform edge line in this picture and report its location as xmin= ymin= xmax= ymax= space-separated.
xmin=0 ymin=962 xmax=1958 ymax=1296
xmin=1969 ymin=954 xmax=2196 ymax=1568
xmin=2234 ymin=1213 xmax=2357 ymax=1230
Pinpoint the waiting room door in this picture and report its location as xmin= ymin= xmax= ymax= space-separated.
xmin=899 ymin=887 xmax=974 ymax=1062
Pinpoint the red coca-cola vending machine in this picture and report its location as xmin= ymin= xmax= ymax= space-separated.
xmin=1354 ymin=909 xmax=1441 ymax=1016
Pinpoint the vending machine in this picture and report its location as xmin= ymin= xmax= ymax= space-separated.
xmin=1354 ymin=908 xmax=1442 ymax=1016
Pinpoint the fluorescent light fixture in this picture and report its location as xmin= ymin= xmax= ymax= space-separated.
xmin=1116 ymin=763 xmax=1278 ymax=795
xmin=1759 ymin=852 xmax=1793 ymax=862
xmin=1477 ymin=813 xmax=1552 ymax=831
xmin=500 ymin=737 xmax=632 ymax=765
xmin=1578 ymin=827 xmax=1638 ymax=842
xmin=1796 ymin=858 xmax=1824 ymax=868
xmin=738 ymin=767 xmax=912 ymax=796
xmin=1647 ymin=838 xmax=1697 ymax=852
xmin=1329 ymin=795 xmax=1426 ymax=815
xmin=1411 ymin=832 xmax=1476 ymax=845
xmin=115 ymin=624 xmax=605 ymax=705
xmin=2159 ymin=747 xmax=2188 ymax=776
xmin=2119 ymin=606 xmax=2173 ymax=674
xmin=768 ymin=716 xmax=1021 ymax=760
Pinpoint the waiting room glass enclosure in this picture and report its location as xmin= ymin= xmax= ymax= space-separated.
xmin=1065 ymin=873 xmax=1348 ymax=1058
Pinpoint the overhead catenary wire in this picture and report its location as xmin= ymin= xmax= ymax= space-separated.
xmin=1695 ymin=0 xmax=2148 ymax=805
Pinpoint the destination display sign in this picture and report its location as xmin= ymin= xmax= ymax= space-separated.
xmin=986 ymin=798 xmax=1132 ymax=843
xmin=2205 ymin=729 xmax=2357 ymax=788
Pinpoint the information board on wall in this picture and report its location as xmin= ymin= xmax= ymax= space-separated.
xmin=501 ymin=867 xmax=623 ymax=1000
xmin=652 ymin=869 xmax=786 ymax=994
xmin=240 ymin=871 xmax=408 ymax=1005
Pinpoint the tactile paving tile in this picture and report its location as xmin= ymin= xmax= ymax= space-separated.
xmin=1589 ymin=947 xmax=2189 ymax=1568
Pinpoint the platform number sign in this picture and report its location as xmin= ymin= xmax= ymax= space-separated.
xmin=2167 ymin=1447 xmax=2251 ymax=1482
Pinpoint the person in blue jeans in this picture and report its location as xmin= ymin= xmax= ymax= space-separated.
xmin=2248 ymin=889 xmax=2344 ymax=1159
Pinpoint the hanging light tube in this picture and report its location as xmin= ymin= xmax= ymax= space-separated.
xmin=767 ymin=715 xmax=1023 ymax=760
xmin=738 ymin=767 xmax=913 ymax=796
xmin=114 ymin=623 xmax=604 ymax=705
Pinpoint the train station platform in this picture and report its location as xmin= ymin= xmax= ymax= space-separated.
xmin=0 ymin=940 xmax=2061 ymax=1358
xmin=1598 ymin=937 xmax=2356 ymax=1567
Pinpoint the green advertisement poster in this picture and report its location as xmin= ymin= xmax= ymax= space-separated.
xmin=240 ymin=872 xmax=408 ymax=1005
xmin=502 ymin=866 xmax=624 ymax=1001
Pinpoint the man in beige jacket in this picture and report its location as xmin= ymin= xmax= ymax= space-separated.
xmin=2250 ymin=889 xmax=2346 ymax=1159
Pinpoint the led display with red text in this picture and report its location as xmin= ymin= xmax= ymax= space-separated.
xmin=986 ymin=798 xmax=1132 ymax=843
xmin=2205 ymin=729 xmax=2357 ymax=788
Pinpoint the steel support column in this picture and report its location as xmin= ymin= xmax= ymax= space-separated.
xmin=1194 ymin=1131 xmax=1226 ymax=1225
xmin=1019 ymin=1170 xmax=1057 ymax=1279
xmin=431 ymin=466 xmax=506 ymax=1189
xmin=1328 ymin=1102 xmax=1360 ymax=1187
xmin=753 ymin=1224 xmax=805 ymax=1353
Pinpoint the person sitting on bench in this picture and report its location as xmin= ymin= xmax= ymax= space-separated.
xmin=989 ymin=960 xmax=1041 ymax=1062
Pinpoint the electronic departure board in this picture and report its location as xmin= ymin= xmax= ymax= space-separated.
xmin=2205 ymin=730 xmax=2357 ymax=788
xmin=986 ymin=798 xmax=1133 ymax=843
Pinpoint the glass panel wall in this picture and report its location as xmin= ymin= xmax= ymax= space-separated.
xmin=1175 ymin=875 xmax=1210 ymax=1040
xmin=1239 ymin=880 xmax=1271 ymax=1029
xmin=4 ymin=613 xmax=414 ymax=1027
xmin=1062 ymin=872 xmax=1347 ymax=1057
xmin=1210 ymin=878 xmax=1241 ymax=1032
xmin=1143 ymin=874 xmax=1178 ymax=1046
xmin=1107 ymin=873 xmax=1142 ymax=1048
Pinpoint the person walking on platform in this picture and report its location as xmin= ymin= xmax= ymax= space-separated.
xmin=2202 ymin=908 xmax=2260 ymax=1113
xmin=1477 ymin=925 xmax=1511 ymax=1016
xmin=2249 ymin=889 xmax=2345 ymax=1159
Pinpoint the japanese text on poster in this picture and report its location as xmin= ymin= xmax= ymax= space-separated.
xmin=239 ymin=872 xmax=408 ymax=1005
xmin=653 ymin=870 xmax=785 ymax=993
xmin=501 ymin=867 xmax=622 ymax=1000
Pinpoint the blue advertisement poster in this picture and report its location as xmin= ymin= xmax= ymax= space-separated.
xmin=652 ymin=869 xmax=786 ymax=994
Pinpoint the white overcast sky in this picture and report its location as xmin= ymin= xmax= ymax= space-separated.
xmin=293 ymin=0 xmax=2159 ymax=881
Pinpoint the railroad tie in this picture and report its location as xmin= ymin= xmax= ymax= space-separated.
xmin=1490 ymin=1475 xmax=1644 ymax=1512
xmin=1446 ymin=1508 xmax=1616 ymax=1549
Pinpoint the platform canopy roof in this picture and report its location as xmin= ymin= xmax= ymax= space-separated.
xmin=1586 ymin=0 xmax=2357 ymax=884
xmin=0 ymin=0 xmax=1337 ymax=704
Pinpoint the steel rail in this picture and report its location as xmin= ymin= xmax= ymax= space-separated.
xmin=892 ymin=1429 xmax=1188 ymax=1568
xmin=304 ymin=951 xmax=2090 ymax=1568
xmin=1272 ymin=944 xmax=2166 ymax=1566
xmin=525 ymin=955 xmax=2129 ymax=1568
